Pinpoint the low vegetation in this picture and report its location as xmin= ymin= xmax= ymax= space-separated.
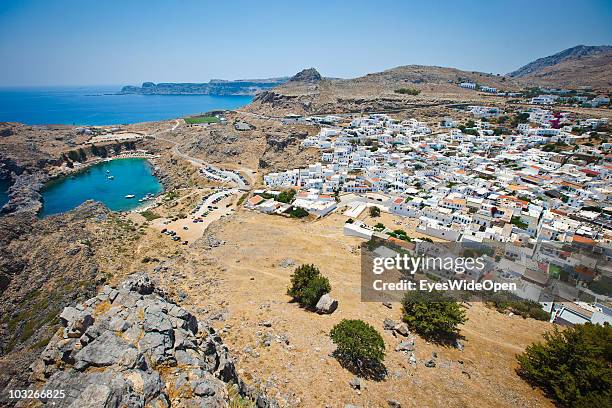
xmin=387 ymin=229 xmax=413 ymax=242
xmin=369 ymin=206 xmax=381 ymax=217
xmin=289 ymin=206 xmax=309 ymax=218
xmin=287 ymin=264 xmax=331 ymax=309
xmin=276 ymin=189 xmax=296 ymax=204
xmin=394 ymin=88 xmax=421 ymax=96
xmin=140 ymin=210 xmax=160 ymax=221
xmin=517 ymin=323 xmax=611 ymax=407
xmin=401 ymin=290 xmax=467 ymax=340
xmin=482 ymin=291 xmax=550 ymax=320
xmin=330 ymin=319 xmax=386 ymax=379
xmin=510 ymin=216 xmax=529 ymax=230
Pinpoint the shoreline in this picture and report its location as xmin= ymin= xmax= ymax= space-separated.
xmin=4 ymin=155 xmax=166 ymax=218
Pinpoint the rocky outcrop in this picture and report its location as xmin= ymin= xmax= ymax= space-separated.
xmin=1 ymin=171 xmax=45 ymax=214
xmin=28 ymin=273 xmax=276 ymax=408
xmin=288 ymin=68 xmax=322 ymax=83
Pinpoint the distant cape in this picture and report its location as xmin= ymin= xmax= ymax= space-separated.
xmin=119 ymin=78 xmax=289 ymax=96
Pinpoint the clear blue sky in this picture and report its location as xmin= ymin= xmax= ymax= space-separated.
xmin=0 ymin=0 xmax=611 ymax=86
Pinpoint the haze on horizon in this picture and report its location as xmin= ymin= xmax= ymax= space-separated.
xmin=0 ymin=0 xmax=611 ymax=87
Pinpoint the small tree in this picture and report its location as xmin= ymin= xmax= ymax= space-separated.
xmin=401 ymin=290 xmax=467 ymax=340
xmin=287 ymin=264 xmax=331 ymax=309
xmin=369 ymin=206 xmax=381 ymax=217
xmin=517 ymin=323 xmax=611 ymax=408
xmin=331 ymin=319 xmax=385 ymax=378
xmin=300 ymin=275 xmax=331 ymax=308
xmin=276 ymin=189 xmax=296 ymax=204
xmin=289 ymin=207 xmax=309 ymax=218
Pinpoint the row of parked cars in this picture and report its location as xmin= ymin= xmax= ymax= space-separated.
xmin=191 ymin=189 xmax=233 ymax=222
xmin=160 ymin=228 xmax=188 ymax=245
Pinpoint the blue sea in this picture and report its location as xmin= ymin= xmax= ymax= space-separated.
xmin=40 ymin=158 xmax=163 ymax=217
xmin=0 ymin=179 xmax=10 ymax=208
xmin=0 ymin=86 xmax=253 ymax=125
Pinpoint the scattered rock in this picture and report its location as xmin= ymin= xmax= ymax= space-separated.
xmin=395 ymin=339 xmax=415 ymax=352
xmin=408 ymin=353 xmax=417 ymax=368
xmin=425 ymin=359 xmax=436 ymax=368
xmin=234 ymin=121 xmax=252 ymax=131
xmin=316 ymin=294 xmax=338 ymax=314
xmin=383 ymin=318 xmax=397 ymax=331
xmin=349 ymin=376 xmax=361 ymax=390
xmin=388 ymin=399 xmax=402 ymax=408
xmin=278 ymin=258 xmax=295 ymax=268
xmin=453 ymin=339 xmax=464 ymax=351
xmin=393 ymin=322 xmax=410 ymax=337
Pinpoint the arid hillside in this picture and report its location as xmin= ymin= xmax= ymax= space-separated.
xmin=508 ymin=44 xmax=612 ymax=89
xmin=246 ymin=66 xmax=516 ymax=116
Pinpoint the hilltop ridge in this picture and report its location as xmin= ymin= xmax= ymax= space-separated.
xmin=508 ymin=45 xmax=612 ymax=78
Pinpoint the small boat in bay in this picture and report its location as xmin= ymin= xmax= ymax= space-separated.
xmin=107 ymin=175 xmax=114 ymax=180
xmin=125 ymin=194 xmax=135 ymax=199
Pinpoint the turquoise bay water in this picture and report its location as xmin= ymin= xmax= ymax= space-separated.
xmin=0 ymin=86 xmax=252 ymax=125
xmin=0 ymin=179 xmax=10 ymax=208
xmin=40 ymin=158 xmax=163 ymax=217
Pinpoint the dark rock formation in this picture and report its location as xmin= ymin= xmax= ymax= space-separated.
xmin=288 ymin=68 xmax=322 ymax=83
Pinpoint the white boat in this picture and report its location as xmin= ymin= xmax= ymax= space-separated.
xmin=107 ymin=175 xmax=114 ymax=180
xmin=125 ymin=194 xmax=135 ymax=199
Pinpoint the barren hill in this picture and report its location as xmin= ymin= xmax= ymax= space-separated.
xmin=246 ymin=65 xmax=518 ymax=116
xmin=508 ymin=45 xmax=612 ymax=89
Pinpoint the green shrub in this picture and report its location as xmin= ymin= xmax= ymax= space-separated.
xmin=289 ymin=207 xmax=309 ymax=218
xmin=330 ymin=319 xmax=385 ymax=377
xmin=276 ymin=189 xmax=296 ymax=204
xmin=394 ymin=88 xmax=421 ymax=96
xmin=300 ymin=275 xmax=331 ymax=308
xmin=517 ymin=323 xmax=612 ymax=408
xmin=369 ymin=206 xmax=381 ymax=217
xmin=401 ymin=290 xmax=467 ymax=340
xmin=387 ymin=229 xmax=412 ymax=242
xmin=287 ymin=264 xmax=331 ymax=308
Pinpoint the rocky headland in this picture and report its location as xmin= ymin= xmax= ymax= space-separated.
xmin=119 ymin=78 xmax=289 ymax=96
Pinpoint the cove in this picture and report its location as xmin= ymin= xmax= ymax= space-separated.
xmin=40 ymin=158 xmax=163 ymax=217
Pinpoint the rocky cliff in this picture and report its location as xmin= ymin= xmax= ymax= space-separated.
xmin=25 ymin=273 xmax=276 ymax=407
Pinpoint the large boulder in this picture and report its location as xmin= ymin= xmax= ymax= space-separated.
xmin=316 ymin=293 xmax=338 ymax=314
